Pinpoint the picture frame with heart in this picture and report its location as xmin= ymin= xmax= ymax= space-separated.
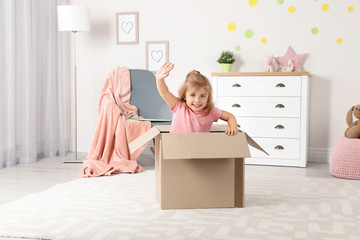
xmin=116 ymin=12 xmax=139 ymax=44
xmin=146 ymin=41 xmax=169 ymax=73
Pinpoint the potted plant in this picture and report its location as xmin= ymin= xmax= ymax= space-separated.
xmin=217 ymin=51 xmax=236 ymax=72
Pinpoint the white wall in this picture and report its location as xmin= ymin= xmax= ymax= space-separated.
xmin=67 ymin=0 xmax=360 ymax=161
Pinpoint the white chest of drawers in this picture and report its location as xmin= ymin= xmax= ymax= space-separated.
xmin=211 ymin=72 xmax=310 ymax=167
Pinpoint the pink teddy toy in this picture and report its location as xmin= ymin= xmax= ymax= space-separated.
xmin=281 ymin=59 xmax=294 ymax=72
xmin=265 ymin=55 xmax=275 ymax=72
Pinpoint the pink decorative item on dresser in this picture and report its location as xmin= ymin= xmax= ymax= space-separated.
xmin=275 ymin=46 xmax=307 ymax=72
xmin=329 ymin=137 xmax=360 ymax=180
xmin=265 ymin=55 xmax=275 ymax=72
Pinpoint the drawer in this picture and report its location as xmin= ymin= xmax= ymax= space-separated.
xmin=217 ymin=97 xmax=301 ymax=117
xmin=249 ymin=138 xmax=300 ymax=160
xmin=217 ymin=76 xmax=301 ymax=97
xmin=236 ymin=117 xmax=300 ymax=138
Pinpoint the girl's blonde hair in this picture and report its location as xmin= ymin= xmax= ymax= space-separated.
xmin=178 ymin=70 xmax=214 ymax=116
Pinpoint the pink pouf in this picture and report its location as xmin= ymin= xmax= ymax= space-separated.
xmin=330 ymin=137 xmax=360 ymax=180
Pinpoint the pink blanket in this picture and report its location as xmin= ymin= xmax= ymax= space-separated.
xmin=81 ymin=67 xmax=151 ymax=177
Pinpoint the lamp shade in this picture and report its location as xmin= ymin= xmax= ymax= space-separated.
xmin=57 ymin=5 xmax=90 ymax=32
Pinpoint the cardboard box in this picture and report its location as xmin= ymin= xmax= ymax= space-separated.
xmin=129 ymin=125 xmax=267 ymax=209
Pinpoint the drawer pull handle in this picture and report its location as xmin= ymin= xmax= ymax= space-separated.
xmin=275 ymin=125 xmax=284 ymax=129
xmin=275 ymin=104 xmax=285 ymax=108
xmin=232 ymin=103 xmax=241 ymax=108
xmin=274 ymin=145 xmax=284 ymax=150
xmin=232 ymin=83 xmax=241 ymax=87
xmin=276 ymin=83 xmax=285 ymax=88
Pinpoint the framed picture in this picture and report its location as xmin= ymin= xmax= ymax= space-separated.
xmin=116 ymin=12 xmax=139 ymax=44
xmin=146 ymin=41 xmax=169 ymax=73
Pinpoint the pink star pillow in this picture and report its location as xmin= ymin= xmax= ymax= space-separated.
xmin=275 ymin=46 xmax=307 ymax=72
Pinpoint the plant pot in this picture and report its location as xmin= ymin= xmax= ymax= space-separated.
xmin=221 ymin=64 xmax=232 ymax=72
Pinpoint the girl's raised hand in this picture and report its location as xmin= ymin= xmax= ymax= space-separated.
xmin=156 ymin=63 xmax=174 ymax=80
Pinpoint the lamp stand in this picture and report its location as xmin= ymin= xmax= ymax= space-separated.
xmin=63 ymin=31 xmax=82 ymax=164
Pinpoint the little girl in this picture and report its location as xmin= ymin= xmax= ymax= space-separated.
xmin=156 ymin=62 xmax=238 ymax=136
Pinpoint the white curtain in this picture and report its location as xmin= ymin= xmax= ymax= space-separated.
xmin=0 ymin=0 xmax=66 ymax=168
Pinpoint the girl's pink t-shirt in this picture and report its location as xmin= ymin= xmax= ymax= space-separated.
xmin=170 ymin=99 xmax=222 ymax=133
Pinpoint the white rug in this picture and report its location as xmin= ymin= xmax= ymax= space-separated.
xmin=0 ymin=170 xmax=360 ymax=240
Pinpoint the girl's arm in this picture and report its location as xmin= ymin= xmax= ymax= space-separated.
xmin=219 ymin=110 xmax=238 ymax=136
xmin=155 ymin=63 xmax=177 ymax=109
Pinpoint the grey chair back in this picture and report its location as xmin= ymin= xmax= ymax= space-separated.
xmin=129 ymin=69 xmax=172 ymax=125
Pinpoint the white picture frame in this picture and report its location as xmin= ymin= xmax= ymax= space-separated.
xmin=116 ymin=12 xmax=139 ymax=45
xmin=146 ymin=41 xmax=169 ymax=73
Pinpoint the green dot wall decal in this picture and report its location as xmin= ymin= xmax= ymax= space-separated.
xmin=277 ymin=0 xmax=285 ymax=4
xmin=311 ymin=27 xmax=319 ymax=34
xmin=245 ymin=29 xmax=254 ymax=38
xmin=235 ymin=45 xmax=241 ymax=51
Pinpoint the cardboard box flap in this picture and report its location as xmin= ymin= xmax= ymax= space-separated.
xmin=155 ymin=125 xmax=170 ymax=132
xmin=129 ymin=125 xmax=229 ymax=154
xmin=129 ymin=127 xmax=160 ymax=154
xmin=161 ymin=132 xmax=251 ymax=160
xmin=209 ymin=124 xmax=230 ymax=132
xmin=245 ymin=133 xmax=269 ymax=155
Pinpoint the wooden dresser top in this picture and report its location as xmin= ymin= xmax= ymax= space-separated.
xmin=211 ymin=72 xmax=310 ymax=77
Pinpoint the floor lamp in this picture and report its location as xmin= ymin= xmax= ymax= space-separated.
xmin=57 ymin=5 xmax=90 ymax=163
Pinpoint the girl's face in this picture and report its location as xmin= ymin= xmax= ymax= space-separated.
xmin=185 ymin=87 xmax=209 ymax=112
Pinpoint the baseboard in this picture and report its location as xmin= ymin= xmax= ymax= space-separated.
xmin=308 ymin=148 xmax=332 ymax=163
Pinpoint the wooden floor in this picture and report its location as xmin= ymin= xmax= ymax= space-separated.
xmin=0 ymin=152 xmax=332 ymax=205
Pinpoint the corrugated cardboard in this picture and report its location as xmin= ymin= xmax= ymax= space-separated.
xmin=129 ymin=125 xmax=267 ymax=209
